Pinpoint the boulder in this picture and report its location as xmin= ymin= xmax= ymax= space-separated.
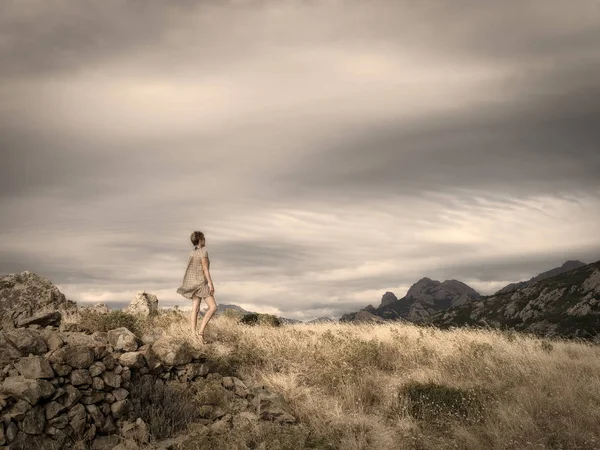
xmin=0 ymin=271 xmax=76 ymax=325
xmin=119 ymin=352 xmax=145 ymax=369
xmin=48 ymin=345 xmax=94 ymax=369
xmin=107 ymin=328 xmax=138 ymax=352
xmin=124 ymin=291 xmax=158 ymax=317
xmin=22 ymin=406 xmax=45 ymax=435
xmin=14 ymin=356 xmax=54 ymax=379
xmin=2 ymin=329 xmax=48 ymax=355
xmin=1 ymin=376 xmax=55 ymax=405
xmin=151 ymin=338 xmax=193 ymax=366
xmin=16 ymin=311 xmax=62 ymax=328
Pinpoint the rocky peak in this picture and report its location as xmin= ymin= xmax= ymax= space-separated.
xmin=123 ymin=291 xmax=159 ymax=317
xmin=0 ymin=271 xmax=76 ymax=329
xmin=380 ymin=292 xmax=398 ymax=308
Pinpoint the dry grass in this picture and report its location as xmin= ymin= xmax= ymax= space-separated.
xmin=65 ymin=308 xmax=600 ymax=449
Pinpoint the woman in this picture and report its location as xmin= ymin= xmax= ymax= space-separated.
xmin=176 ymin=231 xmax=217 ymax=343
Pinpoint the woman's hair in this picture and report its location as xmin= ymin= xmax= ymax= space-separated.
xmin=190 ymin=231 xmax=205 ymax=246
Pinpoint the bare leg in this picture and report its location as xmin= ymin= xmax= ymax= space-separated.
xmin=190 ymin=296 xmax=201 ymax=338
xmin=198 ymin=295 xmax=217 ymax=342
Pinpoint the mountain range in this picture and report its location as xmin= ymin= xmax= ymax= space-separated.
xmin=339 ymin=259 xmax=600 ymax=341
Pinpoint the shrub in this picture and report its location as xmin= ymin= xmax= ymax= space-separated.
xmin=129 ymin=376 xmax=202 ymax=440
xmin=239 ymin=313 xmax=281 ymax=327
xmin=401 ymin=381 xmax=490 ymax=426
xmin=78 ymin=310 xmax=144 ymax=336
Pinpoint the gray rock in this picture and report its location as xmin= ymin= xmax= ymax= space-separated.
xmin=70 ymin=369 xmax=92 ymax=386
xmin=110 ymin=399 xmax=130 ymax=419
xmin=0 ymin=271 xmax=76 ymax=325
xmin=61 ymin=384 xmax=82 ymax=408
xmin=48 ymin=345 xmax=94 ymax=369
xmin=92 ymin=376 xmax=105 ymax=391
xmin=1 ymin=376 xmax=55 ymax=405
xmin=112 ymin=388 xmax=129 ymax=402
xmin=14 ymin=356 xmax=54 ymax=379
xmin=2 ymin=329 xmax=48 ymax=356
xmin=0 ymin=422 xmax=4 ymax=446
xmin=40 ymin=330 xmax=64 ymax=352
xmin=107 ymin=328 xmax=138 ymax=352
xmin=93 ymin=435 xmax=121 ymax=450
xmin=51 ymin=363 xmax=71 ymax=377
xmin=221 ymin=376 xmax=249 ymax=398
xmin=45 ymin=400 xmax=66 ymax=420
xmin=16 ymin=311 xmax=61 ymax=328
xmin=152 ymin=338 xmax=193 ymax=366
xmin=251 ymin=388 xmax=296 ymax=423
xmin=22 ymin=406 xmax=45 ymax=434
xmin=49 ymin=413 xmax=69 ymax=429
xmin=119 ymin=352 xmax=145 ymax=368
xmin=2 ymin=399 xmax=30 ymax=421
xmin=89 ymin=362 xmax=106 ymax=377
xmin=5 ymin=421 xmax=18 ymax=442
xmin=102 ymin=371 xmax=122 ymax=388
xmin=179 ymin=362 xmax=209 ymax=381
xmin=68 ymin=403 xmax=86 ymax=435
xmin=124 ymin=291 xmax=159 ymax=317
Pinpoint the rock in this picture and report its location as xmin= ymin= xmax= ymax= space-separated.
xmin=141 ymin=329 xmax=163 ymax=345
xmin=121 ymin=417 xmax=149 ymax=444
xmin=110 ymin=399 xmax=130 ymax=419
xmin=59 ymin=322 xmax=86 ymax=332
xmin=40 ymin=330 xmax=64 ymax=352
xmin=101 ymin=353 xmax=116 ymax=370
xmin=124 ymin=291 xmax=159 ymax=317
xmin=221 ymin=376 xmax=249 ymax=398
xmin=152 ymin=338 xmax=193 ymax=366
xmin=2 ymin=399 xmax=30 ymax=421
xmin=380 ymin=291 xmax=398 ymax=308
xmin=51 ymin=363 xmax=71 ymax=377
xmin=92 ymin=376 xmax=105 ymax=391
xmin=89 ymin=362 xmax=106 ymax=377
xmin=1 ymin=376 xmax=55 ymax=405
xmin=44 ymin=401 xmax=66 ymax=420
xmin=2 ymin=329 xmax=48 ymax=355
xmin=49 ymin=412 xmax=69 ymax=429
xmin=0 ymin=271 xmax=76 ymax=325
xmin=22 ymin=406 xmax=45 ymax=434
xmin=68 ymin=403 xmax=86 ymax=435
xmin=178 ymin=362 xmax=209 ymax=381
xmin=108 ymin=328 xmax=138 ymax=352
xmin=5 ymin=421 xmax=18 ymax=442
xmin=16 ymin=311 xmax=62 ymax=328
xmin=48 ymin=345 xmax=94 ymax=369
xmin=82 ymin=303 xmax=110 ymax=315
xmin=210 ymin=414 xmax=232 ymax=433
xmin=0 ymin=423 xmax=4 ymax=446
xmin=14 ymin=356 xmax=54 ymax=379
xmin=119 ymin=352 xmax=145 ymax=369
xmin=251 ymin=388 xmax=296 ymax=423
xmin=102 ymin=371 xmax=122 ymax=388
xmin=70 ymin=369 xmax=92 ymax=386
xmin=112 ymin=388 xmax=129 ymax=402
xmin=61 ymin=384 xmax=82 ymax=408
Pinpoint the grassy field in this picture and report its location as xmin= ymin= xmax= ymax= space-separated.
xmin=70 ymin=309 xmax=600 ymax=450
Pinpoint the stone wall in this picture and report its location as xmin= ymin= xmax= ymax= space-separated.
xmin=0 ymin=324 xmax=297 ymax=450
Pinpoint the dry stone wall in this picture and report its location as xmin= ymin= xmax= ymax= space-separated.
xmin=1 ymin=324 xmax=297 ymax=450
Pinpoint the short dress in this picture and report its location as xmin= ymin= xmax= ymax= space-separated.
xmin=176 ymin=246 xmax=211 ymax=299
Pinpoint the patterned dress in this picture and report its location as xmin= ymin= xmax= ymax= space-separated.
xmin=176 ymin=245 xmax=211 ymax=299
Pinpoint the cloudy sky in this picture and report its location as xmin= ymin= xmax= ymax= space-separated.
xmin=1 ymin=0 xmax=600 ymax=321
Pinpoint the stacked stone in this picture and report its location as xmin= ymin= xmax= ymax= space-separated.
xmin=0 ymin=326 xmax=211 ymax=449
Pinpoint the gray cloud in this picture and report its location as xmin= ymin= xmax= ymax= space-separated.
xmin=1 ymin=0 xmax=600 ymax=321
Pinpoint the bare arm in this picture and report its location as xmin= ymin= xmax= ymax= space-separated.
xmin=200 ymin=255 xmax=214 ymax=294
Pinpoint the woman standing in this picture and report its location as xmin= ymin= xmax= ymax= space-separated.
xmin=176 ymin=231 xmax=217 ymax=343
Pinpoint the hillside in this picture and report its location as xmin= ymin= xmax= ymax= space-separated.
xmin=494 ymin=260 xmax=587 ymax=295
xmin=422 ymin=260 xmax=600 ymax=340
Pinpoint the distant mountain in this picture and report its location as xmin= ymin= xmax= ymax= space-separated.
xmin=305 ymin=317 xmax=338 ymax=325
xmin=495 ymin=260 xmax=587 ymax=295
xmin=340 ymin=278 xmax=481 ymax=323
xmin=211 ymin=303 xmax=303 ymax=324
xmin=422 ymin=260 xmax=600 ymax=340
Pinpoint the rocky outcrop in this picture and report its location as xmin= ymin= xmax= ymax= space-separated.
xmin=494 ymin=260 xmax=587 ymax=295
xmin=341 ymin=278 xmax=481 ymax=324
xmin=0 ymin=272 xmax=299 ymax=449
xmin=124 ymin=292 xmax=158 ymax=317
xmin=0 ymin=271 xmax=76 ymax=330
xmin=424 ymin=260 xmax=600 ymax=340
xmin=380 ymin=292 xmax=397 ymax=308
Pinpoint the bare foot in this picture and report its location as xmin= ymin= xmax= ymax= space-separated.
xmin=196 ymin=332 xmax=206 ymax=344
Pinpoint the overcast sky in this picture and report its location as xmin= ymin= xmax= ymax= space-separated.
xmin=1 ymin=0 xmax=600 ymax=321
